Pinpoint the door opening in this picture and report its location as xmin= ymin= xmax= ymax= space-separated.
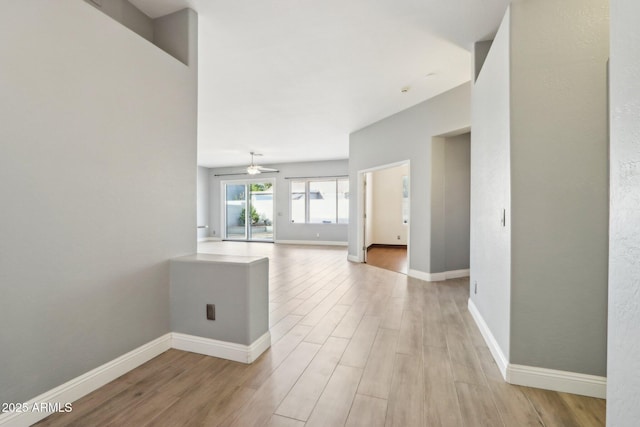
xmin=223 ymin=180 xmax=275 ymax=242
xmin=360 ymin=161 xmax=410 ymax=274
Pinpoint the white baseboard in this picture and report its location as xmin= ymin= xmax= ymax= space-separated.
xmin=507 ymin=365 xmax=606 ymax=399
xmin=467 ymin=299 xmax=508 ymax=378
xmin=444 ymin=268 xmax=470 ymax=279
xmin=171 ymin=331 xmax=271 ymax=364
xmin=408 ymin=269 xmax=432 ymax=281
xmin=347 ymin=254 xmax=360 ymax=263
xmin=0 ymin=330 xmax=272 ymax=426
xmin=467 ymin=298 xmax=607 ymax=399
xmin=198 ymin=237 xmax=222 ymax=242
xmin=275 ymin=240 xmax=348 ymax=247
xmin=407 ymin=268 xmax=469 ymax=282
xmin=0 ymin=334 xmax=171 ymax=427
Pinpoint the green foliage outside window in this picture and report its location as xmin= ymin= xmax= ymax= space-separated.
xmin=249 ymin=183 xmax=272 ymax=192
xmin=239 ymin=205 xmax=260 ymax=225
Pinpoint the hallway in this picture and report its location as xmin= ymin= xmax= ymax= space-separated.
xmin=37 ymin=243 xmax=605 ymax=426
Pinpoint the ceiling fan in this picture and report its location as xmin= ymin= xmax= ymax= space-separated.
xmin=214 ymin=152 xmax=279 ymax=176
xmin=246 ymin=152 xmax=278 ymax=175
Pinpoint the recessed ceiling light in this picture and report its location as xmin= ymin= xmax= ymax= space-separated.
xmin=401 ymin=86 xmax=410 ymax=93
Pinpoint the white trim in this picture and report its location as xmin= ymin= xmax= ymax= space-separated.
xmin=408 ymin=269 xmax=435 ymax=281
xmin=347 ymin=254 xmax=360 ymax=263
xmin=507 ymin=365 xmax=606 ymax=399
xmin=0 ymin=334 xmax=171 ymax=427
xmin=171 ymin=331 xmax=271 ymax=364
xmin=198 ymin=237 xmax=222 ymax=243
xmin=467 ymin=299 xmax=607 ymax=398
xmin=356 ymin=160 xmax=411 ymax=266
xmin=467 ymin=299 xmax=509 ymax=378
xmin=275 ymin=240 xmax=347 ymax=247
xmin=0 ymin=331 xmax=272 ymax=426
xmin=407 ymin=268 xmax=469 ymax=282
xmin=220 ymin=177 xmax=277 ymax=242
xmin=445 ymin=268 xmax=470 ymax=279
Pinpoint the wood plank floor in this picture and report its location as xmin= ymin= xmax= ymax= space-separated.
xmin=36 ymin=242 xmax=605 ymax=427
xmin=366 ymin=245 xmax=407 ymax=274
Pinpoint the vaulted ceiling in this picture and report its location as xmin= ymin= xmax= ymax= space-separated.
xmin=130 ymin=0 xmax=511 ymax=167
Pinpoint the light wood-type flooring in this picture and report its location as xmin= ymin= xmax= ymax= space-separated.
xmin=366 ymin=245 xmax=408 ymax=274
xmin=37 ymin=242 xmax=605 ymax=427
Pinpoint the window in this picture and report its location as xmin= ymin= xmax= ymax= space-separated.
xmin=290 ymin=178 xmax=349 ymax=224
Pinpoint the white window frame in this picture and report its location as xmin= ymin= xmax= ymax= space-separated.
xmin=289 ymin=177 xmax=349 ymax=225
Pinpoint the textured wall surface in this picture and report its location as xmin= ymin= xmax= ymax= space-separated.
xmin=469 ymin=8 xmax=512 ymax=361
xmin=607 ymin=0 xmax=640 ymax=423
xmin=444 ymin=133 xmax=471 ymax=271
xmin=509 ymin=0 xmax=609 ymax=376
xmin=0 ymin=1 xmax=197 ymax=403
xmin=430 ymin=133 xmax=471 ymax=273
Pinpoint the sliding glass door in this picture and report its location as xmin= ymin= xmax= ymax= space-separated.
xmin=224 ymin=180 xmax=274 ymax=242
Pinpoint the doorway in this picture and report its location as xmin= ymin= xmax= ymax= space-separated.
xmin=223 ymin=180 xmax=275 ymax=242
xmin=360 ymin=161 xmax=410 ymax=274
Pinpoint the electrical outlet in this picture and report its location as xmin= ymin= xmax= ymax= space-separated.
xmin=213 ymin=230 xmax=216 ymax=236
xmin=206 ymin=304 xmax=215 ymax=320
xmin=397 ymin=235 xmax=401 ymax=240
xmin=316 ymin=233 xmax=320 ymax=238
xmin=474 ymin=281 xmax=478 ymax=294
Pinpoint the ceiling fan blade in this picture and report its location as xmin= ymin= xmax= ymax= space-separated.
xmin=256 ymin=166 xmax=279 ymax=173
xmin=213 ymin=169 xmax=250 ymax=177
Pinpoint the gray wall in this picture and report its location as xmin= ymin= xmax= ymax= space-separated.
xmin=170 ymin=256 xmax=269 ymax=345
xmin=472 ymin=0 xmax=609 ymax=378
xmin=197 ymin=166 xmax=210 ymax=240
xmin=509 ymin=0 xmax=609 ymax=376
xmin=349 ymin=83 xmax=471 ymax=274
xmin=0 ymin=1 xmax=197 ymax=403
xmin=85 ymin=0 xmax=195 ymax=66
xmin=430 ymin=133 xmax=471 ymax=273
xmin=469 ymin=8 xmax=512 ymax=362
xmin=208 ymin=160 xmax=348 ymax=243
xmin=85 ymin=0 xmax=153 ymax=41
xmin=153 ymin=8 xmax=196 ymax=66
xmin=444 ymin=134 xmax=470 ymax=271
xmin=608 ymin=0 xmax=640 ymax=423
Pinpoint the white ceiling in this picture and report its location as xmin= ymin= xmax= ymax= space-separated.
xmin=131 ymin=0 xmax=511 ymax=168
